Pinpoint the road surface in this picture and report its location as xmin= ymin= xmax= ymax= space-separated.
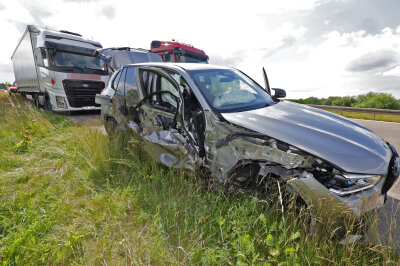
xmin=65 ymin=110 xmax=102 ymax=124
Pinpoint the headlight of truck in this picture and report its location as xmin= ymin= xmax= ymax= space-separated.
xmin=56 ymin=96 xmax=67 ymax=108
xmin=328 ymin=174 xmax=381 ymax=196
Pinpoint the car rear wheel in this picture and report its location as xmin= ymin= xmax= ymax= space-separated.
xmin=105 ymin=117 xmax=118 ymax=136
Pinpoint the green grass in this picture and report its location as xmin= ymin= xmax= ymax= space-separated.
xmin=0 ymin=92 xmax=399 ymax=264
xmin=329 ymin=110 xmax=400 ymax=123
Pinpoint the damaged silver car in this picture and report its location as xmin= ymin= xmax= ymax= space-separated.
xmin=96 ymin=63 xmax=400 ymax=228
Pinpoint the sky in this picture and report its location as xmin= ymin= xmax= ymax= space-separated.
xmin=0 ymin=0 xmax=400 ymax=99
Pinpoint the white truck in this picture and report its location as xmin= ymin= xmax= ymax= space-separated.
xmin=11 ymin=25 xmax=110 ymax=111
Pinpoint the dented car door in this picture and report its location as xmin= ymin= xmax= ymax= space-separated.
xmin=125 ymin=66 xmax=198 ymax=170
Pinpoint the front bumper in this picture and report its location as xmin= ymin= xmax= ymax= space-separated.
xmin=47 ymin=90 xmax=101 ymax=112
xmin=287 ymin=172 xmax=386 ymax=220
xmin=287 ymin=144 xmax=399 ymax=227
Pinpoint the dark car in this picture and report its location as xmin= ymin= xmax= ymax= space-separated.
xmin=96 ymin=63 xmax=400 ymax=230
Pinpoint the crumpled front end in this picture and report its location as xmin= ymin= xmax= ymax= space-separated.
xmin=203 ymin=110 xmax=392 ymax=221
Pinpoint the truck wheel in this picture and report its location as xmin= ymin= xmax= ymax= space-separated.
xmin=44 ymin=95 xmax=53 ymax=111
xmin=33 ymin=93 xmax=40 ymax=108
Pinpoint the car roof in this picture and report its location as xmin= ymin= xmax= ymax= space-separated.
xmin=124 ymin=62 xmax=233 ymax=72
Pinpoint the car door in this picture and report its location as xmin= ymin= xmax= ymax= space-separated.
xmin=111 ymin=67 xmax=127 ymax=125
xmin=125 ymin=66 xmax=198 ymax=170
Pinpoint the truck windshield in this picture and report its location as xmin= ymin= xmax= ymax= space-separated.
xmin=49 ymin=50 xmax=107 ymax=73
xmin=189 ymin=69 xmax=274 ymax=113
xmin=175 ymin=54 xmax=208 ymax=63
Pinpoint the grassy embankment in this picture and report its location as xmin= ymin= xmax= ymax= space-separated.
xmin=0 ymin=92 xmax=399 ymax=264
xmin=327 ymin=110 xmax=400 ymax=123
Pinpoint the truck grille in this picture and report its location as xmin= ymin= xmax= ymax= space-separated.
xmin=62 ymin=80 xmax=105 ymax=108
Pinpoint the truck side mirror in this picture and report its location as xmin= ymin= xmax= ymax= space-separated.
xmin=34 ymin=48 xmax=48 ymax=67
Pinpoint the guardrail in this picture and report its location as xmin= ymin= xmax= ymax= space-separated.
xmin=307 ymin=104 xmax=400 ymax=119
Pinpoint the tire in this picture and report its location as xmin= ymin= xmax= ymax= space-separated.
xmin=33 ymin=93 xmax=40 ymax=108
xmin=105 ymin=117 xmax=118 ymax=136
xmin=44 ymin=94 xmax=53 ymax=111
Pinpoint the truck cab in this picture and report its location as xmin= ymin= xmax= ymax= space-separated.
xmin=150 ymin=40 xmax=209 ymax=63
xmin=11 ymin=25 xmax=110 ymax=111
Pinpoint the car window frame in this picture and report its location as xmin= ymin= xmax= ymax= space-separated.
xmin=116 ymin=67 xmax=127 ymax=97
xmin=139 ymin=69 xmax=180 ymax=114
xmin=111 ymin=69 xmax=123 ymax=90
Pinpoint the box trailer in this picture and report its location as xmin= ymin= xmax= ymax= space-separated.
xmin=11 ymin=25 xmax=110 ymax=111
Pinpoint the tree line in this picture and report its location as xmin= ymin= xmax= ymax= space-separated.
xmin=289 ymin=92 xmax=400 ymax=110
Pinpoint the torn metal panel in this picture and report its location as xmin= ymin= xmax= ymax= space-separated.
xmin=221 ymin=102 xmax=392 ymax=175
xmin=143 ymin=130 xmax=197 ymax=168
xmin=127 ymin=115 xmax=198 ymax=171
xmin=203 ymin=110 xmax=315 ymax=182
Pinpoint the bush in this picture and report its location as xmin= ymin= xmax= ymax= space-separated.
xmin=353 ymin=92 xmax=400 ymax=110
xmin=290 ymin=92 xmax=400 ymax=110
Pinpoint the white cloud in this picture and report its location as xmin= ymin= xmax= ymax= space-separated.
xmin=382 ymin=66 xmax=400 ymax=77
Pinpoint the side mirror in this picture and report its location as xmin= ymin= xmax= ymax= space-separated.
xmin=95 ymin=94 xmax=112 ymax=106
xmin=272 ymin=88 xmax=286 ymax=98
xmin=34 ymin=47 xmax=46 ymax=67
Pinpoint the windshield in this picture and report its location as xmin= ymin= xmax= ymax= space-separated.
xmin=175 ymin=54 xmax=208 ymax=63
xmin=49 ymin=50 xmax=107 ymax=73
xmin=189 ymin=69 xmax=274 ymax=113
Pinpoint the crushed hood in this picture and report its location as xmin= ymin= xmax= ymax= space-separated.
xmin=221 ymin=101 xmax=392 ymax=175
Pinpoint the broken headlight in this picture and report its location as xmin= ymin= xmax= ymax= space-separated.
xmin=328 ymin=174 xmax=381 ymax=196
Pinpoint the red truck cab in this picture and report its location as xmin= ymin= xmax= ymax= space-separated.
xmin=150 ymin=40 xmax=209 ymax=63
